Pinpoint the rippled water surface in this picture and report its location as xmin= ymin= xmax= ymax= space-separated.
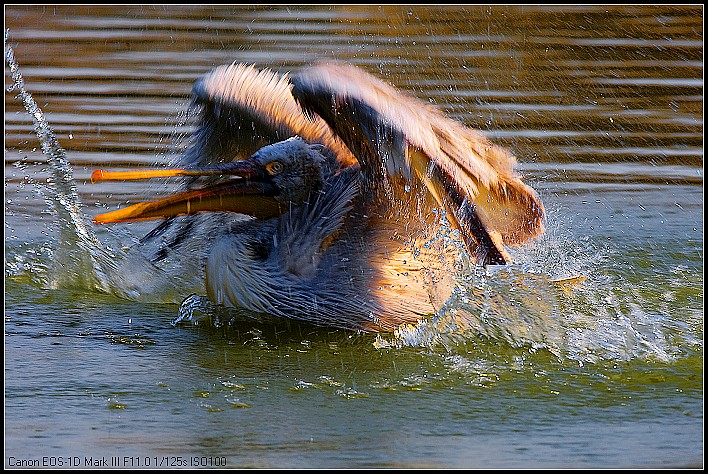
xmin=4 ymin=5 xmax=703 ymax=469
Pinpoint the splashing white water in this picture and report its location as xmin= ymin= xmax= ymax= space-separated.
xmin=375 ymin=205 xmax=701 ymax=364
xmin=4 ymin=31 xmax=180 ymax=301
xmin=5 ymin=31 xmax=115 ymax=291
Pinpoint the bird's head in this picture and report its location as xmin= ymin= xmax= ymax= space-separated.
xmin=91 ymin=137 xmax=340 ymax=224
xmin=247 ymin=137 xmax=339 ymax=204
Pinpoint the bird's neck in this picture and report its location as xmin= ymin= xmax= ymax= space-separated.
xmin=205 ymin=167 xmax=368 ymax=327
xmin=270 ymin=166 xmax=360 ymax=277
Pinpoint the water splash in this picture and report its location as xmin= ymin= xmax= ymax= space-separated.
xmin=5 ymin=32 xmax=699 ymax=365
xmin=375 ymin=207 xmax=701 ymax=364
xmin=5 ymin=31 xmax=117 ymax=292
xmin=5 ymin=32 xmax=177 ymax=301
xmin=174 ymin=293 xmax=217 ymax=326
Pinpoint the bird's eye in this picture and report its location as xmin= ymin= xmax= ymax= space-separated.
xmin=266 ymin=161 xmax=284 ymax=175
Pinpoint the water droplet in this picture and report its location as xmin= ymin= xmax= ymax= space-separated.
xmin=106 ymin=398 xmax=126 ymax=410
xmin=225 ymin=397 xmax=251 ymax=408
xmin=336 ymin=387 xmax=369 ymax=399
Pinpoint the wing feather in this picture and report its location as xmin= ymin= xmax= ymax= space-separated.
xmin=290 ymin=63 xmax=544 ymax=264
xmin=185 ymin=62 xmax=357 ymax=168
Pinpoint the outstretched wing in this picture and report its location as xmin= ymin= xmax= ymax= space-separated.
xmin=183 ymin=62 xmax=357 ymax=169
xmin=290 ymin=62 xmax=544 ymax=265
xmin=141 ymin=63 xmax=359 ymax=260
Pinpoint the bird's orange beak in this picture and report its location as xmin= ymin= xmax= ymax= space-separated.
xmin=91 ymin=161 xmax=283 ymax=224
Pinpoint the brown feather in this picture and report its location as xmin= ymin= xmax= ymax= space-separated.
xmin=291 ymin=62 xmax=545 ymax=260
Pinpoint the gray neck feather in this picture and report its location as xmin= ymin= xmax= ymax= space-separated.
xmin=206 ymin=167 xmax=378 ymax=330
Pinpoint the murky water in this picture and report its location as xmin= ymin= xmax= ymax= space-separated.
xmin=4 ymin=5 xmax=703 ymax=469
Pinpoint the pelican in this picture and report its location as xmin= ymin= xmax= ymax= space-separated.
xmin=92 ymin=62 xmax=544 ymax=331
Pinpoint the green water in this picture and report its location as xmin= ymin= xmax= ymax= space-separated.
xmin=4 ymin=5 xmax=703 ymax=468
